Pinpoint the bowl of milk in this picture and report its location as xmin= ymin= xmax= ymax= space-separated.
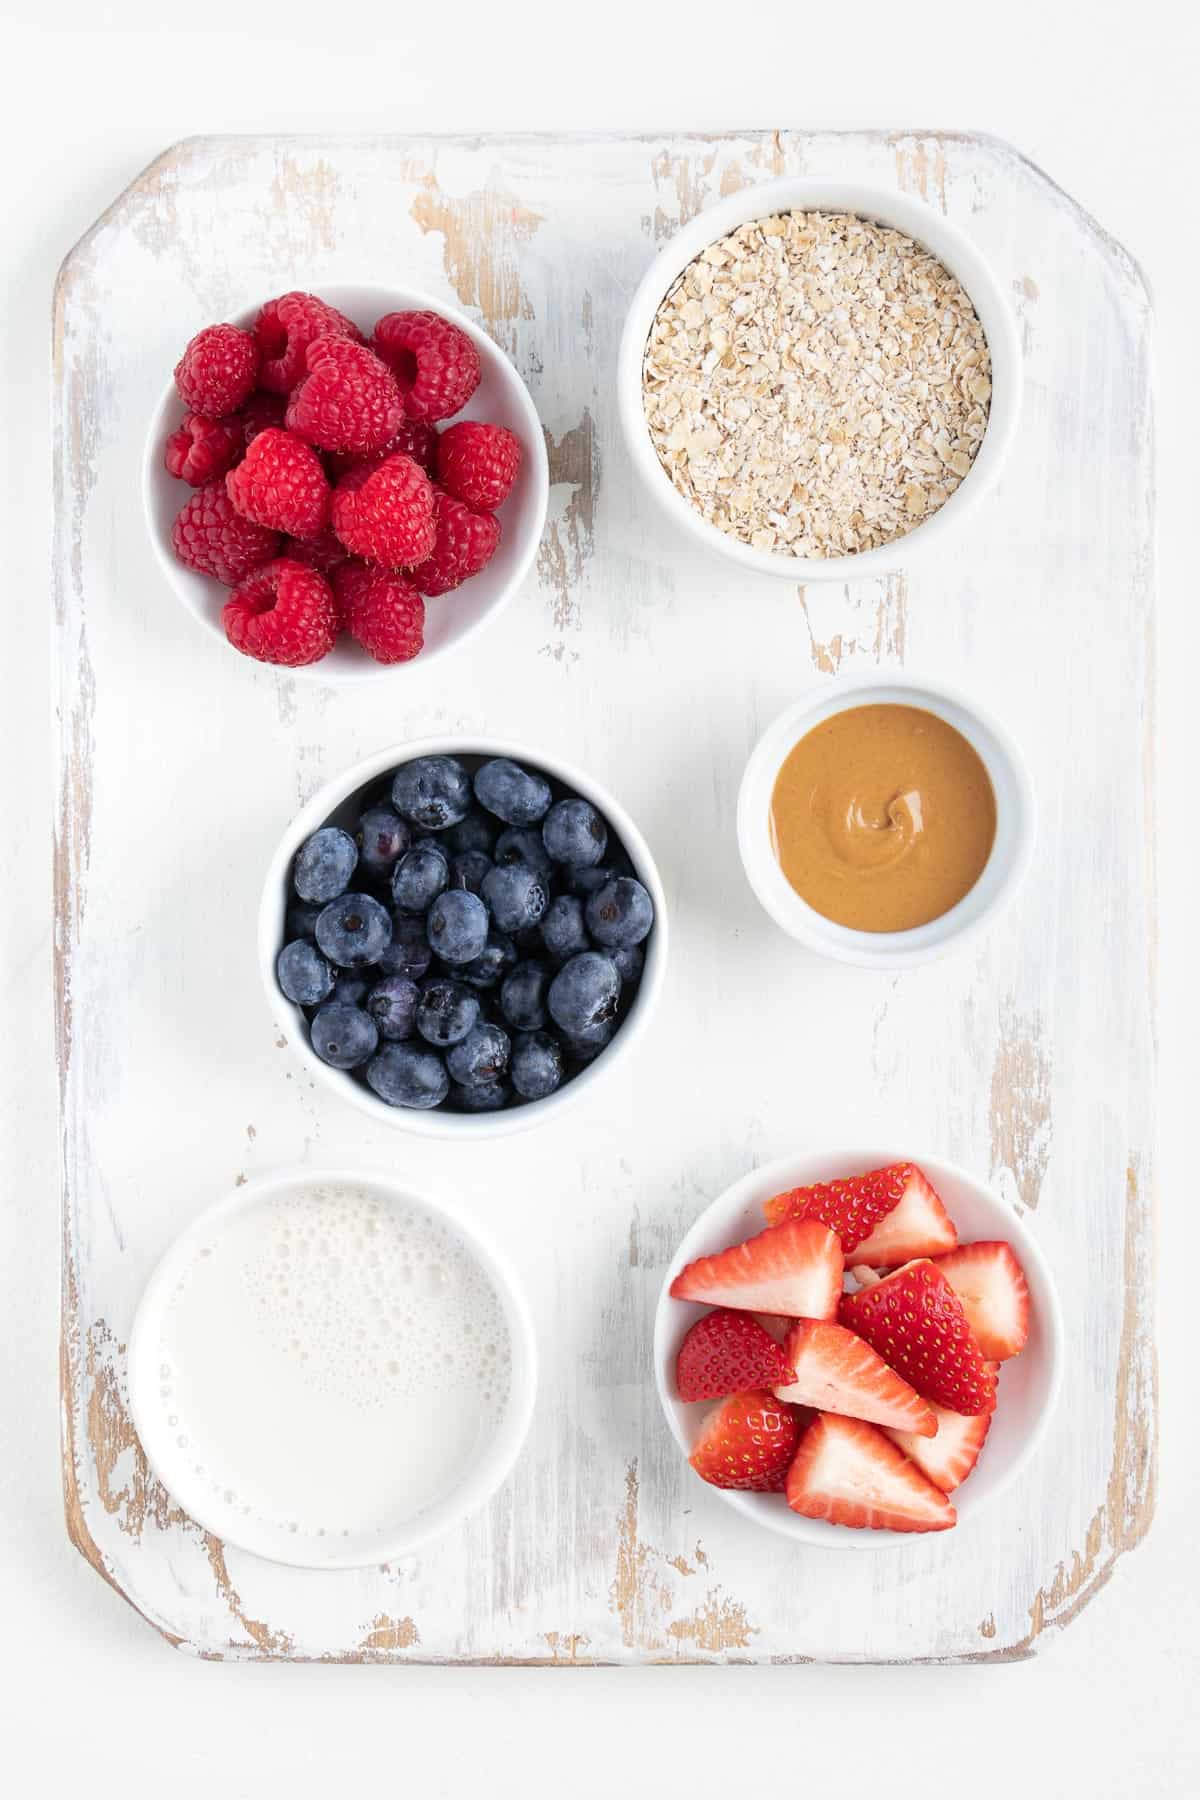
xmin=126 ymin=1168 xmax=537 ymax=1568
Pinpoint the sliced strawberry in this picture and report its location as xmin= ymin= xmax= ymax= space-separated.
xmin=849 ymin=1166 xmax=957 ymax=1265
xmin=785 ymin=1413 xmax=956 ymax=1532
xmin=765 ymin=1162 xmax=957 ymax=1265
xmin=882 ymin=1387 xmax=996 ymax=1492
xmin=839 ymin=1260 xmax=997 ymax=1416
xmin=670 ymin=1218 xmax=842 ymax=1320
xmin=932 ymin=1242 xmax=1031 ymax=1361
xmin=774 ymin=1320 xmax=936 ymax=1437
xmin=675 ymin=1308 xmax=796 ymax=1403
xmin=689 ymin=1389 xmax=800 ymax=1492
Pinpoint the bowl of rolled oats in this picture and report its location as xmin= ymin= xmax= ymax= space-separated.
xmin=619 ymin=178 xmax=1020 ymax=578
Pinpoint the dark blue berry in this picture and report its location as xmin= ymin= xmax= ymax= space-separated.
xmin=539 ymin=894 xmax=590 ymax=964
xmin=310 ymin=1003 xmax=379 ymax=1069
xmin=416 ymin=977 xmax=480 ymax=1047
xmin=426 ymin=889 xmax=490 ymax=966
xmin=390 ymin=755 xmax=473 ymax=831
xmin=443 ymin=809 xmax=497 ymax=857
xmin=366 ymin=974 xmax=419 ymax=1040
xmin=450 ymin=1078 xmax=511 ymax=1112
xmin=366 ymin=1043 xmax=449 ymax=1109
xmin=499 ymin=960 xmax=550 ymax=1031
xmin=450 ymin=850 xmax=493 ymax=896
xmin=459 ymin=931 xmax=518 ymax=990
xmin=510 ymin=1030 xmax=564 ymax=1101
xmin=612 ymin=943 xmax=645 ymax=986
xmin=377 ymin=912 xmax=433 ymax=981
xmin=474 ymin=757 xmax=552 ymax=825
xmin=293 ymin=826 xmax=358 ymax=903
xmin=446 ymin=1022 xmax=511 ymax=1086
xmin=542 ymin=798 xmax=607 ymax=868
xmin=332 ymin=972 xmax=370 ymax=1007
xmin=494 ymin=826 xmax=553 ymax=879
xmin=563 ymin=863 xmax=615 ymax=900
xmin=286 ymin=900 xmax=323 ymax=941
xmin=357 ymin=805 xmax=411 ymax=876
xmin=548 ymin=951 xmax=621 ymax=1036
xmin=563 ymin=1019 xmax=616 ymax=1063
xmin=391 ymin=843 xmax=449 ymax=914
xmin=314 ymin=892 xmax=393 ymax=968
xmin=482 ymin=861 xmax=550 ymax=934
xmin=585 ymin=876 xmax=654 ymax=948
xmin=277 ymin=940 xmax=335 ymax=1007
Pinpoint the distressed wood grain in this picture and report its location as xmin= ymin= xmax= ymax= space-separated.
xmin=54 ymin=130 xmax=1155 ymax=1662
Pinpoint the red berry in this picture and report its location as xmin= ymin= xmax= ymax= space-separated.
xmin=163 ymin=412 xmax=243 ymax=486
xmin=675 ymin=1308 xmax=797 ymax=1403
xmin=410 ymin=490 xmax=500 ymax=596
xmin=222 ymin=559 xmax=338 ymax=667
xmin=436 ymin=420 xmax=521 ymax=511
xmin=170 ymin=481 xmax=281 ymax=585
xmin=371 ymin=310 xmax=480 ymax=422
xmin=331 ymin=453 xmax=436 ymax=569
xmin=225 ymin=427 xmax=331 ymax=538
xmin=286 ymin=338 xmax=405 ymax=456
xmin=283 ymin=524 xmax=349 ymax=577
xmin=254 ymin=292 xmax=364 ymax=394
xmin=174 ymin=324 xmax=259 ymax=418
xmin=333 ymin=562 xmax=425 ymax=665
xmin=238 ymin=390 xmax=288 ymax=447
xmin=326 ymin=418 xmax=439 ymax=483
xmin=688 ymin=1390 xmax=800 ymax=1492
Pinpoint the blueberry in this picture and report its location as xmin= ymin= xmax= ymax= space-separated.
xmin=482 ymin=861 xmax=550 ymax=934
xmin=450 ymin=1078 xmax=511 ymax=1113
xmin=539 ymin=894 xmax=590 ymax=964
xmin=390 ymin=756 xmax=473 ymax=831
xmin=543 ymin=798 xmax=608 ymax=868
xmin=391 ymin=843 xmax=449 ymax=914
xmin=286 ymin=900 xmax=323 ymax=942
xmin=563 ymin=1019 xmax=616 ymax=1064
xmin=499 ymin=960 xmax=550 ymax=1031
xmin=277 ymin=940 xmax=335 ymax=1007
xmin=511 ymin=1030 xmax=565 ymax=1101
xmin=332 ymin=972 xmax=370 ymax=1007
xmin=426 ymin=889 xmax=490 ymax=966
xmin=377 ymin=912 xmax=433 ymax=981
xmin=563 ymin=863 xmax=615 ymax=901
xmin=586 ymin=876 xmax=654 ymax=949
xmin=357 ymin=805 xmax=411 ymax=876
xmin=450 ymin=850 xmax=493 ymax=896
xmin=366 ymin=974 xmax=419 ymax=1040
xmin=446 ymin=1022 xmax=511 ymax=1086
xmin=293 ymin=826 xmax=358 ymax=904
xmin=310 ymin=1003 xmax=379 ymax=1070
xmin=314 ymin=892 xmax=393 ymax=968
xmin=416 ymin=977 xmax=480 ymax=1047
xmin=612 ymin=943 xmax=645 ymax=986
xmin=366 ymin=1043 xmax=449 ymax=1109
xmin=548 ymin=951 xmax=621 ymax=1036
xmin=459 ymin=930 xmax=518 ymax=990
xmin=474 ymin=757 xmax=552 ymax=825
xmin=494 ymin=826 xmax=553 ymax=879
xmin=443 ymin=809 xmax=497 ymax=857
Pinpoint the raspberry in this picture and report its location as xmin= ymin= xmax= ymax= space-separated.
xmin=436 ymin=420 xmax=522 ymax=511
xmin=283 ymin=524 xmax=349 ymax=576
xmin=286 ymin=338 xmax=405 ymax=456
xmin=170 ymin=481 xmax=281 ymax=585
xmin=238 ymin=390 xmax=288 ymax=447
xmin=163 ymin=412 xmax=244 ymax=486
xmin=331 ymin=453 xmax=436 ymax=569
xmin=254 ymin=292 xmax=364 ymax=394
xmin=327 ymin=418 xmax=439 ymax=483
xmin=333 ymin=562 xmax=425 ymax=665
xmin=222 ymin=559 xmax=339 ymax=667
xmin=410 ymin=490 xmax=501 ymax=596
xmin=225 ymin=427 xmax=331 ymax=537
xmin=174 ymin=324 xmax=259 ymax=418
xmin=371 ymin=311 xmax=480 ymax=422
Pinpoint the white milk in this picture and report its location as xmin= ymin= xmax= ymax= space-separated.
xmin=154 ymin=1182 xmax=512 ymax=1541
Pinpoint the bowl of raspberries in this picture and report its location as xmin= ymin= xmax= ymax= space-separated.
xmin=260 ymin=740 xmax=668 ymax=1135
xmin=144 ymin=284 xmax=548 ymax=678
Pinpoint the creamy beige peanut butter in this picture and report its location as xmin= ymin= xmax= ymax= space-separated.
xmin=769 ymin=704 xmax=997 ymax=932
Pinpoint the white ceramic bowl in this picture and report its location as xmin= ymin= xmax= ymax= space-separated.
xmin=143 ymin=282 xmax=549 ymax=683
xmin=259 ymin=737 xmax=668 ymax=1138
xmin=654 ymin=1147 xmax=1063 ymax=1550
xmin=127 ymin=1166 xmax=538 ymax=1570
xmin=737 ymin=673 xmax=1035 ymax=969
xmin=617 ymin=177 xmax=1021 ymax=582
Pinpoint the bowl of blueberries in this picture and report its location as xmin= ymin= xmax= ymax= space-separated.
xmin=260 ymin=739 xmax=667 ymax=1135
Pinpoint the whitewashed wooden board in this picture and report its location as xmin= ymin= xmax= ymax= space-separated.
xmin=54 ymin=130 xmax=1155 ymax=1663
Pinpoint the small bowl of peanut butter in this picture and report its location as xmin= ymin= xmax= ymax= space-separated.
xmin=737 ymin=676 xmax=1035 ymax=968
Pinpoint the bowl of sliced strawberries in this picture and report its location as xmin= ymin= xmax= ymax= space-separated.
xmin=654 ymin=1150 xmax=1062 ymax=1547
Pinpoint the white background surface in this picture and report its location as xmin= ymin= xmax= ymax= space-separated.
xmin=2 ymin=1 xmax=1197 ymax=1792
